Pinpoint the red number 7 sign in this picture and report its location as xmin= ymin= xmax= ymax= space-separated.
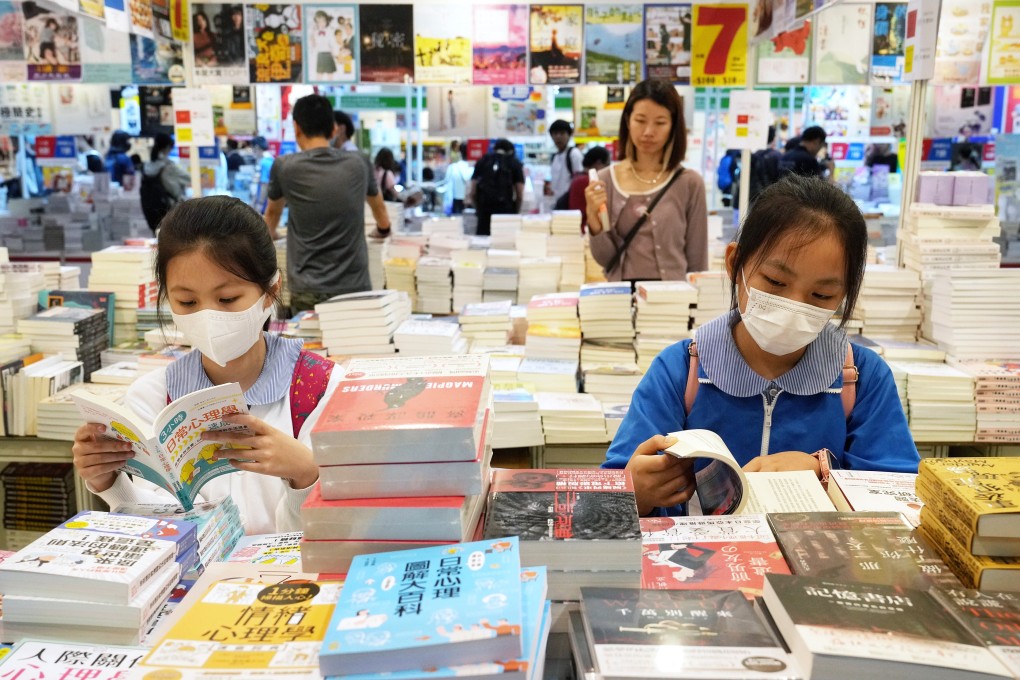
xmin=694 ymin=5 xmax=747 ymax=81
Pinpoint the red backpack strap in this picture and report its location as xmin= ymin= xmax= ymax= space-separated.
xmin=289 ymin=350 xmax=335 ymax=438
xmin=684 ymin=340 xmax=700 ymax=416
xmin=841 ymin=345 xmax=857 ymax=420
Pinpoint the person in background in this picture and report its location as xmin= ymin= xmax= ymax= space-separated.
xmin=105 ymin=130 xmax=135 ymax=189
xmin=468 ymin=138 xmax=525 ymax=237
xmin=144 ymin=133 xmax=191 ymax=203
xmin=865 ymin=143 xmax=899 ymax=174
xmin=779 ymin=125 xmax=832 ymax=180
xmin=585 ymin=78 xmax=708 ymax=282
xmin=374 ymin=147 xmax=400 ymax=202
xmin=226 ymin=139 xmax=245 ymax=172
xmin=11 ymin=136 xmax=42 ymax=199
xmin=568 ymin=146 xmax=611 ymax=232
xmin=546 ymin=119 xmax=584 ymax=208
xmin=192 ymin=10 xmax=217 ymax=65
xmin=732 ymin=125 xmax=783 ymax=211
xmin=251 ymin=136 xmax=274 ymax=211
xmin=447 ymin=142 xmax=471 ymax=215
xmin=603 ymin=174 xmax=919 ymax=517
xmin=331 ymin=110 xmax=359 ymax=152
xmin=263 ymin=94 xmax=391 ymax=313
xmin=716 ymin=149 xmax=741 ymax=207
xmin=72 ymin=196 xmax=342 ymax=534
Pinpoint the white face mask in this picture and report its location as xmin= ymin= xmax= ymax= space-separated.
xmin=739 ymin=270 xmax=837 ymax=356
xmin=171 ymin=281 xmax=276 ymax=367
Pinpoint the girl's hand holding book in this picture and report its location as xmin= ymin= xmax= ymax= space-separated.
xmin=71 ymin=423 xmax=135 ymax=493
xmin=626 ymin=434 xmax=696 ymax=516
xmin=201 ymin=413 xmax=319 ymax=490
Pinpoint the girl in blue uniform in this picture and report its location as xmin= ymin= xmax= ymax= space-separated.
xmin=604 ymin=174 xmax=919 ymax=516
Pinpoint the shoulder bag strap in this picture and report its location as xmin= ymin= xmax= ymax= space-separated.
xmin=604 ymin=168 xmax=684 ymax=275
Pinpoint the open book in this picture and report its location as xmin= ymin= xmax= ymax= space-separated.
xmin=664 ymin=430 xmax=834 ymax=515
xmin=72 ymin=383 xmax=252 ymax=511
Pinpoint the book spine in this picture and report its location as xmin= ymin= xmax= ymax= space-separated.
xmin=917 ymin=514 xmax=984 ymax=589
xmin=916 ymin=478 xmax=978 ymax=552
xmin=916 ymin=467 xmax=982 ymax=536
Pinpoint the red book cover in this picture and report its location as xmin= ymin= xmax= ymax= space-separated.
xmin=527 ymin=294 xmax=579 ymax=310
xmin=302 ymin=483 xmax=468 ymax=511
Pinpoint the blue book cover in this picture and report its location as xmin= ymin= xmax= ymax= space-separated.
xmin=330 ymin=566 xmax=548 ymax=680
xmin=63 ymin=510 xmax=197 ymax=558
xmin=579 ymin=284 xmax=631 ymax=298
xmin=320 ymin=538 xmax=524 ymax=677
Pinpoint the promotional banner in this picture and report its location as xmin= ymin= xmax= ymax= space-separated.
xmin=22 ymin=1 xmax=81 ymax=81
xmin=131 ymin=0 xmax=183 ymax=84
xmin=426 ymin=86 xmax=486 ymax=137
xmin=0 ymin=1 xmax=27 ymax=82
xmin=805 ymin=85 xmax=872 ymax=138
xmin=573 ymin=84 xmax=626 ymax=137
xmin=813 ymin=2 xmax=871 ymax=85
xmin=870 ymin=85 xmax=910 ymax=137
xmin=725 ymin=89 xmax=770 ymax=149
xmin=359 ymin=4 xmax=413 ymax=83
xmin=413 ymin=4 xmax=471 ymax=84
xmin=934 ymin=0 xmax=991 ymax=84
xmin=192 ymin=3 xmax=248 ymax=85
xmin=128 ymin=0 xmax=153 ymax=37
xmin=487 ymin=85 xmax=546 ymax=137
xmin=988 ymin=0 xmax=1020 ymax=85
xmin=247 ymin=4 xmax=302 ymax=83
xmin=755 ymin=18 xmax=810 ymax=84
xmin=643 ymin=4 xmax=692 ymax=84
xmin=473 ymin=4 xmax=527 ymax=85
xmin=81 ymin=15 xmax=132 ymax=83
xmin=691 ymin=3 xmax=747 ymax=87
xmin=871 ymin=2 xmax=907 ymax=84
xmin=50 ymin=83 xmax=109 ymax=134
xmin=929 ymin=85 xmax=995 ymax=137
xmin=304 ymin=4 xmax=355 ymax=83
xmin=529 ymin=4 xmax=583 ymax=85
xmin=0 ymin=82 xmax=52 ymax=134
xmin=584 ymin=4 xmax=641 ymax=85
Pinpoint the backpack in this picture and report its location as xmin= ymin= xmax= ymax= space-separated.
xmin=748 ymin=149 xmax=781 ymax=203
xmin=716 ymin=154 xmax=737 ymax=193
xmin=475 ymin=153 xmax=516 ymax=212
xmin=140 ymin=165 xmax=175 ymax=233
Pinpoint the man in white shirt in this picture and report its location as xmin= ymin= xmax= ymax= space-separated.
xmin=545 ymin=119 xmax=583 ymax=207
xmin=447 ymin=142 xmax=471 ymax=214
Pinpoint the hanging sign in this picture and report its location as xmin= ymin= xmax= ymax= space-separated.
xmin=691 ymin=3 xmax=747 ymax=87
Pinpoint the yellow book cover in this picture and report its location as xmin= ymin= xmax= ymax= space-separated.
xmin=526 ymin=324 xmax=582 ymax=339
xmin=917 ymin=457 xmax=1020 ymax=538
xmin=918 ymin=513 xmax=1020 ymax=591
xmin=137 ymin=579 xmax=340 ymax=679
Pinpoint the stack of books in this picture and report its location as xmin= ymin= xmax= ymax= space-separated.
xmin=1 ymin=462 xmax=77 ymax=549
xmin=854 ymin=336 xmax=946 ymax=362
xmin=483 ymin=469 xmax=642 ymax=601
xmin=688 ymin=271 xmax=730 ymax=328
xmin=427 ymin=234 xmax=472 ymax=260
xmin=525 ymin=292 xmax=581 ymax=361
xmin=518 ymin=256 xmax=563 ymax=304
xmin=458 ymin=299 xmax=512 ymax=351
xmin=930 ymin=270 xmax=1020 ymax=360
xmin=0 ymin=511 xmax=195 ymax=639
xmin=492 ymin=382 xmax=545 ymax=448
xmin=580 ymin=339 xmax=637 ymax=365
xmin=855 ymin=265 xmax=922 ymax=340
xmin=303 ymin=354 xmax=492 ymax=572
xmin=901 ymin=201 xmax=1002 ymax=277
xmin=483 ymin=248 xmax=521 ymax=304
xmin=947 ymin=359 xmax=1020 ymax=442
xmin=583 ymin=236 xmax=607 ymax=283
xmin=17 ymin=306 xmax=107 ymax=379
xmin=6 ymin=355 xmax=85 ymax=436
xmin=578 ymin=282 xmax=635 ymax=342
xmin=518 ymin=356 xmax=579 ymax=393
xmin=274 ymin=238 xmax=290 ymax=307
xmin=415 ymin=255 xmax=453 ymax=314
xmin=36 ymin=382 xmax=128 ymax=441
xmin=490 ymin=214 xmax=523 ymax=249
xmin=393 ymin=318 xmax=467 ymax=356
xmin=888 ymin=360 xmax=976 ymax=442
xmin=516 ymin=229 xmax=549 ymax=258
xmin=87 ymin=245 xmax=158 ymax=345
xmin=521 ymin=213 xmax=552 ymax=237
xmin=421 ymin=215 xmax=463 ymax=239
xmin=536 ymin=392 xmax=608 ymax=445
xmin=382 ymin=240 xmax=422 ymax=311
xmin=548 ymin=235 xmax=585 ymax=291
xmin=582 ymin=362 xmax=642 ymax=407
xmin=487 ymin=347 xmax=525 ymax=382
xmin=315 ymin=290 xmax=411 ymax=356
xmin=634 ymin=280 xmax=697 ymax=338
xmin=451 ymin=247 xmax=486 ymax=310
xmin=0 ymin=262 xmax=46 ymax=334
xmin=915 ymin=457 xmax=1020 ymax=592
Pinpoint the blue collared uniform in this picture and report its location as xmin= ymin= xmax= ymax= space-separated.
xmin=603 ymin=311 xmax=920 ymax=514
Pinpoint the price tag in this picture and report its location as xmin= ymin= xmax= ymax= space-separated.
xmin=691 ymin=4 xmax=748 ymax=87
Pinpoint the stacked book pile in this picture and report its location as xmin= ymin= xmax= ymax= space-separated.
xmin=451 ymin=247 xmax=486 ymax=310
xmin=1 ymin=462 xmax=77 ymax=549
xmin=16 ymin=306 xmax=107 ymax=379
xmin=521 ymin=213 xmax=552 ymax=237
xmin=458 ymin=299 xmax=512 ymax=351
xmin=36 ymin=382 xmax=128 ymax=441
xmin=0 ymin=336 xmax=30 ymax=363
xmin=580 ymin=339 xmax=637 ymax=366
xmin=900 ymin=200 xmax=1002 ymax=277
xmin=854 ymin=336 xmax=945 ymax=362
xmin=415 ymin=255 xmax=453 ymax=314
xmin=548 ymin=236 xmax=585 ymax=291
xmin=0 ymin=262 xmax=46 ymax=334
xmin=551 ymin=210 xmax=582 ymax=237
xmin=854 ymin=265 xmax=922 ymax=341
xmin=87 ymin=245 xmax=158 ymax=345
xmin=888 ymin=360 xmax=976 ymax=442
xmin=427 ymin=234 xmax=471 ymax=260
xmin=483 ymin=248 xmax=520 ymax=304
xmin=492 ymin=382 xmax=544 ymax=448
xmin=304 ymin=355 xmax=492 ymax=572
xmin=34 ymin=262 xmax=81 ymax=290
xmin=582 ymin=362 xmax=642 ymax=408
xmin=393 ymin=318 xmax=467 ymax=356
xmin=536 ymin=392 xmax=608 ymax=445
xmin=526 ymin=292 xmax=581 ymax=361
xmin=420 ymin=215 xmax=463 ymax=240
xmin=6 ymin=355 xmax=85 ymax=436
xmin=634 ymin=280 xmax=696 ymax=338
xmin=914 ymin=457 xmax=1020 ymax=592
xmin=888 ymin=360 xmax=909 ymax=414
xmin=583 ymin=236 xmax=607 ymax=283
xmin=383 ymin=240 xmax=423 ymax=310
xmin=578 ymin=281 xmax=634 ymax=342
xmin=947 ymin=359 xmax=1020 ymax=443
xmin=516 ymin=229 xmax=549 ymax=258
xmin=274 ymin=238 xmax=290 ymax=307
xmin=518 ymin=356 xmax=579 ymax=393
xmin=930 ymin=269 xmax=1020 ymax=360
xmin=487 ymin=347 xmax=525 ymax=382
xmin=0 ymin=511 xmax=197 ymax=641
xmin=315 ymin=290 xmax=411 ymax=356
xmin=518 ymin=257 xmax=563 ymax=304
xmin=490 ymin=214 xmax=523 ymax=249
xmin=688 ymin=270 xmax=730 ymax=328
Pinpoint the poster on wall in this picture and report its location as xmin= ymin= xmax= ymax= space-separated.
xmin=870 ymin=86 xmax=909 ymax=137
xmin=128 ymin=0 xmax=153 ymax=37
xmin=573 ymin=84 xmax=626 ymax=137
xmin=426 ymin=86 xmax=486 ymax=137
xmin=0 ymin=83 xmax=52 ymax=134
xmin=529 ymin=4 xmax=582 ymax=85
xmin=473 ymin=4 xmax=527 ymax=85
xmin=929 ymin=85 xmax=995 ymax=137
xmin=191 ymin=3 xmax=247 ymax=85
xmin=756 ymin=18 xmax=811 ymax=84
xmin=934 ymin=0 xmax=991 ymax=85
xmin=691 ymin=3 xmax=747 ymax=87
xmin=644 ymin=4 xmax=692 ymax=84
xmin=104 ymin=0 xmax=127 ymax=32
xmin=304 ymin=5 xmax=356 ymax=84
xmin=584 ymin=4 xmax=642 ymax=85
xmin=487 ymin=85 xmax=546 ymax=137
xmin=413 ymin=5 xmax=471 ymax=84
xmin=81 ymin=16 xmax=132 ymax=83
xmin=871 ymin=2 xmax=907 ymax=84
xmin=988 ymin=0 xmax=1020 ymax=85
xmin=22 ymin=1 xmax=81 ymax=81
xmin=139 ymin=85 xmax=174 ymax=136
xmin=359 ymin=4 xmax=413 ymax=83
xmin=0 ymin=1 xmax=27 ymax=82
xmin=749 ymin=0 xmax=774 ymax=38
xmin=805 ymin=85 xmax=871 ymax=138
xmin=813 ymin=3 xmax=871 ymax=85
xmin=255 ymin=83 xmax=282 ymax=139
xmin=247 ymin=4 xmax=302 ymax=83
xmin=129 ymin=33 xmax=182 ymax=83
xmin=995 ymin=133 xmax=1020 ymax=263
xmin=79 ymin=0 xmax=104 ymax=21
xmin=50 ymin=83 xmax=109 ymax=134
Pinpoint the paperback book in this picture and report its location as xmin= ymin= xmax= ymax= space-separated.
xmin=929 ymin=588 xmax=1020 ymax=677
xmin=0 ymin=640 xmax=146 ymax=677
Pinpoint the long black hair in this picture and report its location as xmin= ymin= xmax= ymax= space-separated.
xmin=618 ymin=78 xmax=687 ymax=171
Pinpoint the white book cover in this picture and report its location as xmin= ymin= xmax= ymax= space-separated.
xmin=664 ymin=430 xmax=748 ymax=515
xmin=828 ymin=470 xmax=922 ymax=526
xmin=226 ymin=532 xmax=303 ymax=566
xmin=0 ymin=640 xmax=147 ymax=676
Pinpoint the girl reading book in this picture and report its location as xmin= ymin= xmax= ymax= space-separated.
xmin=72 ymin=196 xmax=341 ymax=533
xmin=604 ymin=174 xmax=919 ymax=516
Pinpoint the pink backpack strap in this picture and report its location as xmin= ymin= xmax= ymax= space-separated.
xmin=289 ymin=350 xmax=335 ymax=438
xmin=841 ymin=345 xmax=857 ymax=420
xmin=684 ymin=341 xmax=699 ymax=416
